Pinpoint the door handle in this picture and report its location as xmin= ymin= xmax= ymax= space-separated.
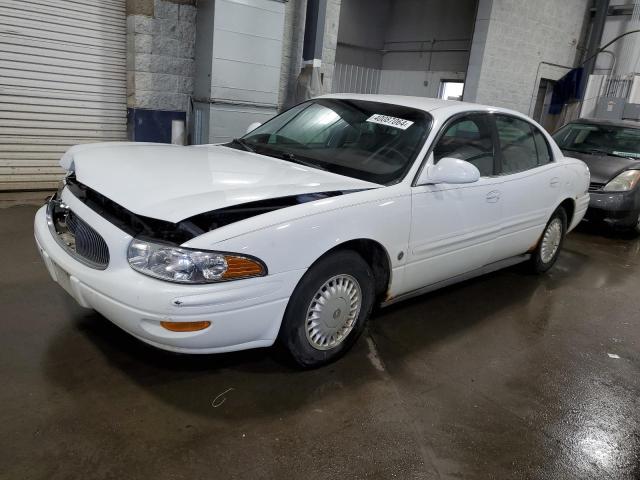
xmin=550 ymin=177 xmax=561 ymax=188
xmin=486 ymin=190 xmax=501 ymax=203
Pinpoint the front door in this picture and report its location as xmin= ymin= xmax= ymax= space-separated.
xmin=404 ymin=113 xmax=503 ymax=293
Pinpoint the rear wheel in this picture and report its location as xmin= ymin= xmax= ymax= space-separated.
xmin=279 ymin=250 xmax=375 ymax=368
xmin=529 ymin=207 xmax=567 ymax=273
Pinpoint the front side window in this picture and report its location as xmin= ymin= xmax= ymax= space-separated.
xmin=495 ymin=115 xmax=539 ymax=174
xmin=433 ymin=114 xmax=495 ymax=177
xmin=229 ymin=99 xmax=432 ymax=185
xmin=552 ymin=122 xmax=640 ymax=159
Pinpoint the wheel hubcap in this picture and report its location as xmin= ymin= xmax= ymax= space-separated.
xmin=305 ymin=274 xmax=362 ymax=351
xmin=540 ymin=218 xmax=563 ymax=264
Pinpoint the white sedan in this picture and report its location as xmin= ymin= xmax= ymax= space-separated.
xmin=34 ymin=94 xmax=590 ymax=367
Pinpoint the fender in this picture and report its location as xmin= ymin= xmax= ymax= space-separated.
xmin=196 ymin=186 xmax=413 ymax=298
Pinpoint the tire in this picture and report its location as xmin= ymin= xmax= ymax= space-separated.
xmin=278 ymin=250 xmax=375 ymax=368
xmin=529 ymin=207 xmax=567 ymax=274
xmin=632 ymin=213 xmax=640 ymax=236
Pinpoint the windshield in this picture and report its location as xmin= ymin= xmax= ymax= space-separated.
xmin=553 ymin=122 xmax=640 ymax=159
xmin=226 ymin=99 xmax=432 ymax=185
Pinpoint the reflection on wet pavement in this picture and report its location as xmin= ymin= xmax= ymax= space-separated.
xmin=1 ymin=206 xmax=639 ymax=479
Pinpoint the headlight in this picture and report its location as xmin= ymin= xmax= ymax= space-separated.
xmin=127 ymin=238 xmax=266 ymax=284
xmin=603 ymin=170 xmax=640 ymax=192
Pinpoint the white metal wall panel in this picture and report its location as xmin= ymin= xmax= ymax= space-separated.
xmin=0 ymin=0 xmax=127 ymax=191
xmin=332 ymin=63 xmax=381 ymax=94
xmin=210 ymin=0 xmax=285 ymax=105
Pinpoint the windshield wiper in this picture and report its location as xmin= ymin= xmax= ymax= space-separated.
xmin=561 ymin=147 xmax=635 ymax=159
xmin=586 ymin=148 xmax=635 ymax=159
xmin=229 ymin=138 xmax=255 ymax=153
xmin=590 ymin=149 xmax=636 ymax=159
xmin=279 ymin=152 xmax=327 ymax=171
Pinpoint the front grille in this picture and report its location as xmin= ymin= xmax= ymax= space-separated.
xmin=47 ymin=198 xmax=110 ymax=269
xmin=588 ymin=182 xmax=605 ymax=192
xmin=65 ymin=211 xmax=110 ymax=268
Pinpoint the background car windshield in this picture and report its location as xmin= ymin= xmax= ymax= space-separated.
xmin=553 ymin=123 xmax=640 ymax=159
xmin=238 ymin=99 xmax=431 ymax=184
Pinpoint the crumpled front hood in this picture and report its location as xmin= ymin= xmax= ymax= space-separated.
xmin=62 ymin=142 xmax=379 ymax=222
xmin=562 ymin=150 xmax=640 ymax=184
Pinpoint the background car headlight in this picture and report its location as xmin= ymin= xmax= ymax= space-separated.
xmin=127 ymin=239 xmax=266 ymax=283
xmin=603 ymin=170 xmax=640 ymax=192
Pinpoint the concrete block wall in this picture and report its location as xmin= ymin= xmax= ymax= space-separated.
xmin=464 ymin=0 xmax=589 ymax=115
xmin=126 ymin=0 xmax=197 ymax=115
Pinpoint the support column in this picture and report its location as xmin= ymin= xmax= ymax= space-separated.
xmin=126 ymin=0 xmax=197 ymax=143
xmin=294 ymin=0 xmax=328 ymax=103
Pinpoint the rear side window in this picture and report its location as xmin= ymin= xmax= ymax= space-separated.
xmin=533 ymin=129 xmax=552 ymax=165
xmin=495 ymin=115 xmax=540 ymax=174
xmin=433 ymin=114 xmax=495 ymax=177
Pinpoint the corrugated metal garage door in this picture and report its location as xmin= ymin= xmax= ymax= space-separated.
xmin=0 ymin=0 xmax=127 ymax=191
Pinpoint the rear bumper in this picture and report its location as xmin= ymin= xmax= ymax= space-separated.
xmin=585 ymin=190 xmax=640 ymax=229
xmin=34 ymin=196 xmax=305 ymax=354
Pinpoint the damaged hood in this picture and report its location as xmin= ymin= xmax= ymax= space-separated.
xmin=62 ymin=142 xmax=379 ymax=223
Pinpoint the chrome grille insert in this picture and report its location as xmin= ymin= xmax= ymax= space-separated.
xmin=47 ymin=197 xmax=110 ymax=269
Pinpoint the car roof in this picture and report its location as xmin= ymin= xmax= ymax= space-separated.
xmin=568 ymin=117 xmax=640 ymax=129
xmin=318 ymin=93 xmax=525 ymax=118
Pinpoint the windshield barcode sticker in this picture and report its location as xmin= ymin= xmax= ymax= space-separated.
xmin=366 ymin=114 xmax=414 ymax=130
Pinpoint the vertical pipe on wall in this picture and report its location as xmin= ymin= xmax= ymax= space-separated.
xmin=581 ymin=0 xmax=610 ymax=97
xmin=302 ymin=0 xmax=327 ymax=64
xmin=293 ymin=0 xmax=328 ymax=102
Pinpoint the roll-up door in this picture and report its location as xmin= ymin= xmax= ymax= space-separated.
xmin=0 ymin=0 xmax=127 ymax=191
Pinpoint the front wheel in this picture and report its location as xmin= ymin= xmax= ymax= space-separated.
xmin=632 ymin=213 xmax=640 ymax=235
xmin=529 ymin=207 xmax=567 ymax=273
xmin=278 ymin=250 xmax=375 ymax=368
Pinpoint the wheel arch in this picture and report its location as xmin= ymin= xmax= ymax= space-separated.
xmin=557 ymin=197 xmax=576 ymax=227
xmin=314 ymin=238 xmax=392 ymax=303
xmin=529 ymin=197 xmax=575 ymax=253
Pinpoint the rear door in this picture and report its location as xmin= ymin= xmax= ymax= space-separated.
xmin=492 ymin=114 xmax=565 ymax=259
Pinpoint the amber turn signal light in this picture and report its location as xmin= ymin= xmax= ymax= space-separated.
xmin=160 ymin=321 xmax=211 ymax=332
xmin=222 ymin=256 xmax=266 ymax=279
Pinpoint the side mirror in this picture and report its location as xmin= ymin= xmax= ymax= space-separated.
xmin=418 ymin=157 xmax=480 ymax=185
xmin=246 ymin=122 xmax=262 ymax=134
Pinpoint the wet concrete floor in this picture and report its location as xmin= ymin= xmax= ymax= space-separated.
xmin=1 ymin=205 xmax=639 ymax=479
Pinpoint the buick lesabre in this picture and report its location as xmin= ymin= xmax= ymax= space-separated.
xmin=34 ymin=95 xmax=590 ymax=367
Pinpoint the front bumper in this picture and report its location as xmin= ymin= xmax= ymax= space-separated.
xmin=34 ymin=192 xmax=305 ymax=354
xmin=585 ymin=189 xmax=640 ymax=230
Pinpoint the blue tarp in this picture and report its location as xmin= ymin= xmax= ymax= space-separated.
xmin=549 ymin=67 xmax=585 ymax=114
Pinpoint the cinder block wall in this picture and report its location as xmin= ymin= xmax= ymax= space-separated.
xmin=464 ymin=0 xmax=590 ymax=115
xmin=126 ymin=0 xmax=197 ymax=141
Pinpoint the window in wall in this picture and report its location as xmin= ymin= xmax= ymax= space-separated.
xmin=438 ymin=81 xmax=464 ymax=101
xmin=495 ymin=115 xmax=539 ymax=174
